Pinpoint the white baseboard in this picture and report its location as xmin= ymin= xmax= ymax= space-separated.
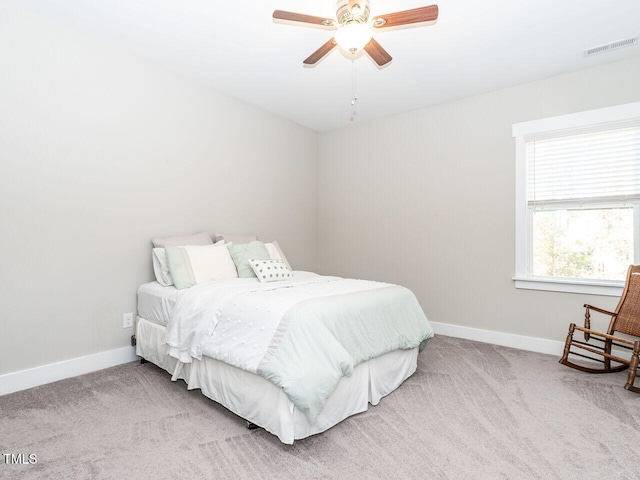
xmin=0 ymin=324 xmax=567 ymax=397
xmin=430 ymin=321 xmax=565 ymax=357
xmin=0 ymin=346 xmax=138 ymax=396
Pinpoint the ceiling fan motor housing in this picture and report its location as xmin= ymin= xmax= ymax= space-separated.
xmin=336 ymin=0 xmax=370 ymax=26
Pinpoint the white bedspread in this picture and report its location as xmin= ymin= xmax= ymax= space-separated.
xmin=165 ymin=273 xmax=389 ymax=371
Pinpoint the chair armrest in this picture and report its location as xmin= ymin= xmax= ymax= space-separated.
xmin=572 ymin=325 xmax=637 ymax=346
xmin=583 ymin=304 xmax=616 ymax=317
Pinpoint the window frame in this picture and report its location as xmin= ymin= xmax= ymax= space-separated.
xmin=513 ymin=102 xmax=640 ymax=297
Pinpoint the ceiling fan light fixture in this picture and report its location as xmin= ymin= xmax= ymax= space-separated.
xmin=334 ymin=22 xmax=372 ymax=53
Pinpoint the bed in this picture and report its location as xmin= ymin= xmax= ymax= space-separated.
xmin=135 ymin=232 xmax=434 ymax=444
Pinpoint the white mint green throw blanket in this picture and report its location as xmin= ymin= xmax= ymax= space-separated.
xmin=165 ymin=273 xmax=434 ymax=424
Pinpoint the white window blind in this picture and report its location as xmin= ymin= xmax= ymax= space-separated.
xmin=526 ymin=122 xmax=640 ymax=209
xmin=513 ymin=102 xmax=640 ymax=295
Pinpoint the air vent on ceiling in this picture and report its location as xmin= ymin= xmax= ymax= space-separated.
xmin=584 ymin=36 xmax=638 ymax=57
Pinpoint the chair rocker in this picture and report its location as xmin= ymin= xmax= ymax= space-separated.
xmin=559 ymin=264 xmax=640 ymax=393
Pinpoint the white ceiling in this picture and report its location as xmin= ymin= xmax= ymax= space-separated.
xmin=14 ymin=0 xmax=640 ymax=131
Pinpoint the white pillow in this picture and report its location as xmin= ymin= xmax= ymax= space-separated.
xmin=264 ymin=241 xmax=292 ymax=270
xmin=248 ymin=258 xmax=293 ymax=283
xmin=186 ymin=243 xmax=237 ymax=284
xmin=152 ymin=248 xmax=173 ymax=286
xmin=152 ymin=240 xmax=226 ymax=286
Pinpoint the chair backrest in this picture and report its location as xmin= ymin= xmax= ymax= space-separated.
xmin=610 ymin=265 xmax=640 ymax=337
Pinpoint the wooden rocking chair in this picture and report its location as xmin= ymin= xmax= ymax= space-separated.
xmin=559 ymin=264 xmax=640 ymax=393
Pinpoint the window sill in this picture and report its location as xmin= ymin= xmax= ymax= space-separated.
xmin=513 ymin=277 xmax=624 ymax=296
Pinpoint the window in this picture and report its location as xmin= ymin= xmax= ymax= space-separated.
xmin=513 ymin=102 xmax=640 ymax=296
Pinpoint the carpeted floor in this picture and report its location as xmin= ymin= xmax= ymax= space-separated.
xmin=1 ymin=335 xmax=639 ymax=479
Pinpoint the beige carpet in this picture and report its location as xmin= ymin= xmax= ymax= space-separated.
xmin=1 ymin=335 xmax=639 ymax=479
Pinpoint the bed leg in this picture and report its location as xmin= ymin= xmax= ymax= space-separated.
xmin=139 ymin=357 xmax=149 ymax=364
xmin=246 ymin=420 xmax=259 ymax=430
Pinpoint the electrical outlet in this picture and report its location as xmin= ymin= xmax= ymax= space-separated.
xmin=123 ymin=312 xmax=134 ymax=329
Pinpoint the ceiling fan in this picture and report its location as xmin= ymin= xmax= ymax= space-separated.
xmin=273 ymin=0 xmax=439 ymax=67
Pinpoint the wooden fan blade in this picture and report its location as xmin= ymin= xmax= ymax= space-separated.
xmin=273 ymin=10 xmax=336 ymax=28
xmin=364 ymin=38 xmax=392 ymax=66
xmin=371 ymin=5 xmax=439 ymax=29
xmin=303 ymin=38 xmax=337 ymax=65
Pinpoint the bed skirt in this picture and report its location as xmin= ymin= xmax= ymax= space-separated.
xmin=135 ymin=316 xmax=419 ymax=444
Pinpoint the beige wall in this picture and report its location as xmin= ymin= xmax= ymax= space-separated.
xmin=0 ymin=4 xmax=317 ymax=375
xmin=317 ymin=56 xmax=640 ymax=344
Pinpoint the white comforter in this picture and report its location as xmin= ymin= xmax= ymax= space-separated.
xmin=165 ymin=272 xmax=388 ymax=372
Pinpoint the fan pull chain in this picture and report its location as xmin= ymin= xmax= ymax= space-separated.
xmin=350 ymin=59 xmax=357 ymax=122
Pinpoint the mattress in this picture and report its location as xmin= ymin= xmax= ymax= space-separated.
xmin=136 ymin=281 xmax=182 ymax=326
